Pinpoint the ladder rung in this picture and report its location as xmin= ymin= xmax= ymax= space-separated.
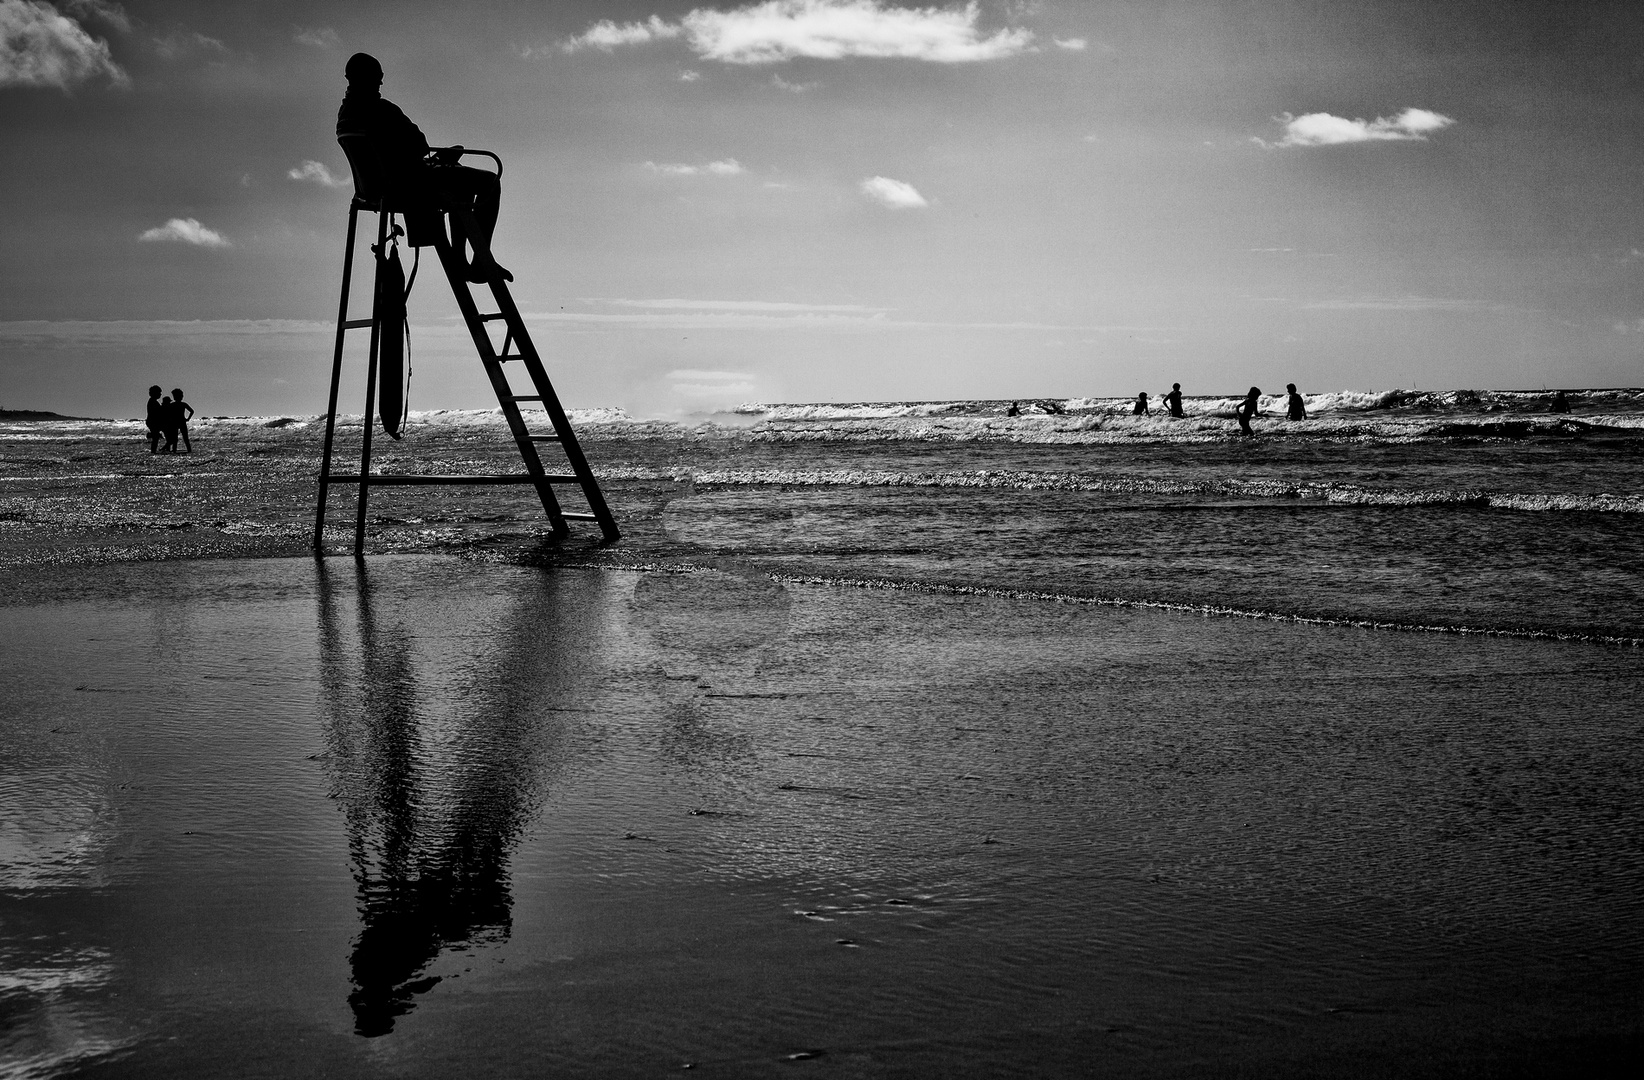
xmin=508 ymin=395 xmax=545 ymax=402
xmin=559 ymin=512 xmax=600 ymax=521
xmin=324 ymin=473 xmax=577 ymax=486
xmin=526 ymin=435 xmax=560 ymax=442
xmin=343 ymin=318 xmax=373 ymax=330
xmin=478 ymin=312 xmax=507 ymax=322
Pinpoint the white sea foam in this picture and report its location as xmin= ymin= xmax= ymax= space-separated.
xmin=591 ymin=465 xmax=1644 ymax=513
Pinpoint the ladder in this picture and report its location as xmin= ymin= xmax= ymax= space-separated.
xmin=313 ymin=195 xmax=620 ymax=557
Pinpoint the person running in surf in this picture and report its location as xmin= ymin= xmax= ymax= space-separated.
xmin=1235 ymin=387 xmax=1261 ymax=436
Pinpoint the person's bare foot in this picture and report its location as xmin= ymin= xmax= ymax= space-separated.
xmin=466 ymin=257 xmax=512 ymax=284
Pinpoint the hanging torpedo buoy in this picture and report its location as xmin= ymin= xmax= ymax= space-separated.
xmin=373 ymin=240 xmax=407 ymax=440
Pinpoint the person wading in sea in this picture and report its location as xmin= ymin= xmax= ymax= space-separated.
xmin=1285 ymin=383 xmax=1307 ymax=421
xmin=1236 ymin=387 xmax=1261 ymax=436
xmin=1164 ymin=383 xmax=1184 ymax=418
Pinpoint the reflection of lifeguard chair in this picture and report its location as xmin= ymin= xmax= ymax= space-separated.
xmin=313 ymin=135 xmax=619 ymax=556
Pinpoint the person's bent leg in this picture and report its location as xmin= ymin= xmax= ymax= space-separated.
xmin=431 ymin=166 xmax=508 ymax=282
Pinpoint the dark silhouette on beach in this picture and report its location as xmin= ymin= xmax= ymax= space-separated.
xmin=316 ymin=563 xmax=604 ymax=1037
xmin=160 ymin=396 xmax=178 ymax=452
xmin=171 ymin=388 xmax=195 ymax=452
xmin=1549 ymin=390 xmax=1571 ymax=413
xmin=338 ymin=53 xmax=509 ymax=283
xmin=1164 ymin=383 xmax=1184 ymax=417
xmin=145 ymin=385 xmax=163 ymax=453
xmin=1132 ymin=392 xmax=1150 ymax=416
xmin=1006 ymin=401 xmax=1020 ymax=416
xmin=1236 ymin=387 xmax=1261 ymax=436
xmin=1286 ymin=383 xmax=1307 ymax=421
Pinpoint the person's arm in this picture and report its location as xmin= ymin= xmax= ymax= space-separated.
xmin=181 ymin=402 xmax=195 ymax=421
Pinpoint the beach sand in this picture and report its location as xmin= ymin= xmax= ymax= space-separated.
xmin=4 ymin=553 xmax=1640 ymax=1077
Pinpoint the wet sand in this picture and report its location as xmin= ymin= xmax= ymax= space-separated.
xmin=3 ymin=555 xmax=1640 ymax=1077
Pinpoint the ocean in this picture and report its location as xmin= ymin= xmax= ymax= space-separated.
xmin=1 ymin=388 xmax=1641 ymax=1076
xmin=5 ymin=386 xmax=1643 ymax=639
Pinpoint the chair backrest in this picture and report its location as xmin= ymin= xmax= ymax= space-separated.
xmin=337 ymin=133 xmax=386 ymax=205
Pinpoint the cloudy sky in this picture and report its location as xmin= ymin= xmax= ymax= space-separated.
xmin=2 ymin=0 xmax=1641 ymax=417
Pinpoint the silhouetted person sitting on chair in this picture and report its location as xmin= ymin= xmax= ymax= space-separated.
xmin=337 ymin=52 xmax=510 ymax=283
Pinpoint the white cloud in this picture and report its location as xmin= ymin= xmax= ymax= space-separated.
xmin=1303 ymin=296 xmax=1485 ymax=312
xmin=1258 ymin=107 xmax=1456 ymax=148
xmin=562 ymin=14 xmax=682 ymax=52
xmin=152 ymin=28 xmax=227 ymax=61
xmin=1053 ymin=36 xmax=1085 ymax=50
xmin=667 ymin=369 xmax=758 ymax=400
xmin=293 ymin=26 xmax=339 ymax=49
xmin=644 ymin=157 xmax=745 ymax=176
xmin=679 ymin=68 xmax=700 ymax=80
xmin=771 ymin=73 xmax=816 ymax=91
xmin=599 ymin=298 xmax=886 ymax=312
xmin=667 ymin=368 xmax=758 ymax=382
xmin=138 ymin=218 xmax=230 ymax=248
xmin=0 ymin=0 xmax=128 ymax=89
xmin=287 ymin=160 xmax=348 ymax=187
xmin=565 ymin=1 xmax=1034 ymax=64
xmin=860 ymin=175 xmax=927 ymax=209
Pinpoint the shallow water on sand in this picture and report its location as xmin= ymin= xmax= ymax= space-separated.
xmin=2 ymin=556 xmax=1640 ymax=1077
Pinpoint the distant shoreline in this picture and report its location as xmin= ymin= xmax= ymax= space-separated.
xmin=0 ymin=409 xmax=102 ymax=422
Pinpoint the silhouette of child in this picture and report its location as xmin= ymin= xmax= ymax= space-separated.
xmin=1236 ymin=387 xmax=1261 ymax=436
xmin=160 ymin=396 xmax=179 ymax=452
xmin=1164 ymin=383 xmax=1184 ymax=417
xmin=145 ymin=385 xmax=164 ymax=453
xmin=1286 ymin=383 xmax=1307 ymax=421
xmin=1133 ymin=392 xmax=1150 ymax=416
xmin=171 ymin=388 xmax=195 ymax=452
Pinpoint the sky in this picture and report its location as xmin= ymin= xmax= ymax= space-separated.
xmin=1 ymin=0 xmax=1641 ymax=418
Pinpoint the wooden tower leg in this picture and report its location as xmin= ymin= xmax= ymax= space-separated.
xmin=314 ymin=202 xmax=363 ymax=553
xmin=352 ymin=210 xmax=390 ymax=558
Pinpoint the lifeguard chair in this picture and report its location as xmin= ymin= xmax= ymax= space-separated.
xmin=312 ymin=135 xmax=619 ymax=556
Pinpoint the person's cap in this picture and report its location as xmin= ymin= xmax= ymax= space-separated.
xmin=345 ymin=53 xmax=383 ymax=83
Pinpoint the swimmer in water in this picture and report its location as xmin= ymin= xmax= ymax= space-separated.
xmin=1133 ymin=392 xmax=1150 ymax=416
